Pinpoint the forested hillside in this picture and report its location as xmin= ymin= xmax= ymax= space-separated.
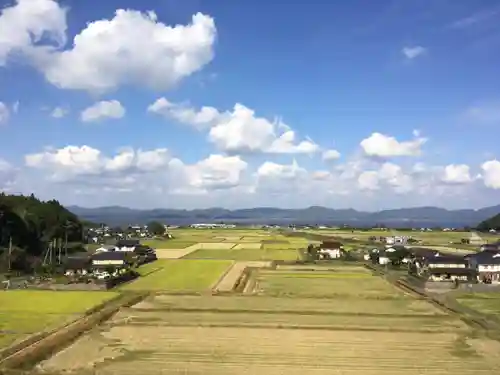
xmin=477 ymin=213 xmax=500 ymax=232
xmin=0 ymin=193 xmax=83 ymax=272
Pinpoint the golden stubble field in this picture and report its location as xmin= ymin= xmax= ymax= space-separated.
xmin=36 ymin=264 xmax=500 ymax=375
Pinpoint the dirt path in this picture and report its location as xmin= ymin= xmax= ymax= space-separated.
xmin=212 ymin=261 xmax=271 ymax=293
xmin=407 ymin=245 xmax=474 ymax=255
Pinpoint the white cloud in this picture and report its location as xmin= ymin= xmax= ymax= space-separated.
xmin=148 ymin=98 xmax=218 ymax=130
xmin=149 ymin=99 xmax=320 ymax=155
xmin=0 ymin=102 xmax=9 ymax=123
xmin=322 ymin=149 xmax=341 ymax=161
xmin=360 ymin=132 xmax=427 ymax=158
xmin=0 ymin=158 xmax=12 ymax=171
xmin=449 ymin=8 xmax=500 ymax=29
xmin=0 ymin=0 xmax=216 ymax=93
xmin=402 ymin=46 xmax=426 ymax=59
xmin=463 ymin=101 xmax=500 ymax=125
xmin=257 ymin=159 xmax=305 ymax=180
xmin=50 ymin=107 xmax=69 ymax=118
xmin=1 ymin=144 xmax=496 ymax=208
xmin=23 ymin=145 xmax=248 ymax=198
xmin=81 ymin=100 xmax=125 ymax=122
xmin=172 ymin=154 xmax=248 ymax=193
xmin=51 ymin=106 xmax=68 ymax=118
xmin=442 ymin=164 xmax=473 ymax=184
xmin=25 ymin=145 xmax=171 ymax=178
xmin=0 ymin=0 xmax=67 ymax=65
xmin=357 ymin=163 xmax=413 ymax=193
xmin=481 ymin=160 xmax=500 ymax=189
xmin=357 ymin=171 xmax=379 ymax=191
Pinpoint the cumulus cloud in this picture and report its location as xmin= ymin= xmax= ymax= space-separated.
xmin=481 ymin=160 xmax=500 ymax=189
xmin=357 ymin=163 xmax=413 ymax=193
xmin=23 ymin=145 xmax=247 ymax=197
xmin=148 ymin=98 xmax=320 ymax=155
xmin=80 ymin=100 xmax=125 ymax=122
xmin=0 ymin=0 xmax=217 ymax=93
xmin=402 ymin=46 xmax=426 ymax=59
xmin=442 ymin=164 xmax=473 ymax=184
xmin=360 ymin=132 xmax=427 ymax=158
xmin=322 ymin=149 xmax=341 ymax=161
xmin=0 ymin=144 xmax=492 ymax=208
xmin=51 ymin=106 xmax=68 ymax=118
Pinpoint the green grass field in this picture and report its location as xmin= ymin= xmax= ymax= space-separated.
xmin=0 ymin=290 xmax=118 ymax=348
xmin=121 ymin=259 xmax=232 ymax=292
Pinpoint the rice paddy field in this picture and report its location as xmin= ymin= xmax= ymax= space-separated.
xmin=306 ymin=228 xmax=499 ymax=248
xmin=119 ymin=259 xmax=233 ymax=292
xmin=456 ymin=293 xmax=500 ymax=318
xmin=5 ymin=229 xmax=500 ymax=374
xmin=37 ymin=260 xmax=500 ymax=375
xmin=0 ymin=290 xmax=118 ymax=349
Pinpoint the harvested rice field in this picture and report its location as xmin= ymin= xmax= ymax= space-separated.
xmin=38 ymin=298 xmax=500 ymax=375
xmin=12 ymin=229 xmax=500 ymax=374
xmin=36 ymin=258 xmax=500 ymax=375
xmin=182 ymin=248 xmax=300 ymax=261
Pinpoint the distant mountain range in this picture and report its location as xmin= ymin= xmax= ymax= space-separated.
xmin=67 ymin=205 xmax=500 ymax=228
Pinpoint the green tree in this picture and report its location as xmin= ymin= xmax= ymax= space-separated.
xmin=0 ymin=193 xmax=84 ymax=272
xmin=147 ymin=221 xmax=165 ymax=236
xmin=477 ymin=213 xmax=500 ymax=231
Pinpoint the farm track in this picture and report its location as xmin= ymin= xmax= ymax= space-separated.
xmin=212 ymin=261 xmax=272 ymax=293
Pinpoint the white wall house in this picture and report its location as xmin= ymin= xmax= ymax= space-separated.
xmin=318 ymin=249 xmax=342 ymax=259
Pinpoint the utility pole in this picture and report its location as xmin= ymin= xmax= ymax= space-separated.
xmin=64 ymin=224 xmax=68 ymax=259
xmin=7 ymin=235 xmax=12 ymax=272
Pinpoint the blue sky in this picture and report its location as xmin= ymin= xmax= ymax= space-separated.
xmin=1 ymin=0 xmax=500 ymax=210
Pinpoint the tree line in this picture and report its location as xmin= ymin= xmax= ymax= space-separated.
xmin=0 ymin=193 xmax=83 ymax=273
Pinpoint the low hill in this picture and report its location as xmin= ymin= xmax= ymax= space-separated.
xmin=67 ymin=204 xmax=500 ymax=227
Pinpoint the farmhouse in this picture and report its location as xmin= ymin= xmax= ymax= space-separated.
xmin=95 ymin=245 xmax=118 ymax=253
xmin=467 ymin=251 xmax=500 ymax=284
xmin=116 ymin=239 xmax=140 ymax=251
xmin=424 ymin=255 xmax=476 ymax=282
xmin=64 ymin=255 xmax=91 ymax=276
xmin=479 ymin=243 xmax=500 ymax=252
xmin=318 ymin=241 xmax=344 ymax=259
